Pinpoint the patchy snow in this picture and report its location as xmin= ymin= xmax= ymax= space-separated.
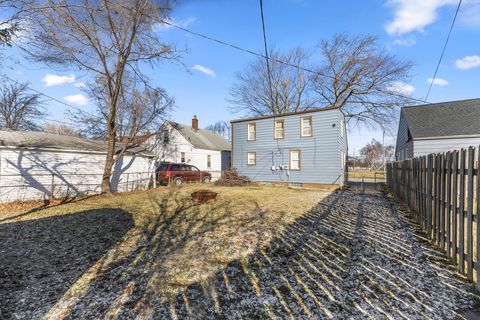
xmin=2 ymin=188 xmax=479 ymax=319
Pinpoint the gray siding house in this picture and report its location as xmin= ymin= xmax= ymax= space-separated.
xmin=395 ymin=99 xmax=480 ymax=160
xmin=231 ymin=107 xmax=347 ymax=187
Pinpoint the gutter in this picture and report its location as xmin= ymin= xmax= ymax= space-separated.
xmin=414 ymin=134 xmax=480 ymax=141
xmin=0 ymin=146 xmax=155 ymax=158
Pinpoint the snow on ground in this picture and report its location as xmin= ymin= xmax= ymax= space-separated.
xmin=2 ymin=187 xmax=479 ymax=319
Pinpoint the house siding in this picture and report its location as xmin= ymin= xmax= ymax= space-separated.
xmin=413 ymin=136 xmax=480 ymax=156
xmin=0 ymin=147 xmax=154 ymax=203
xmin=395 ymin=110 xmax=414 ymax=160
xmin=153 ymin=124 xmax=226 ymax=180
xmin=232 ymin=108 xmax=346 ymax=185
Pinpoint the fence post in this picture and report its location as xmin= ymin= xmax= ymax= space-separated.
xmin=459 ymin=149 xmax=466 ymax=274
xmin=466 ymin=147 xmax=474 ymax=280
xmin=476 ymin=145 xmax=480 ymax=289
xmin=452 ymin=150 xmax=458 ymax=264
xmin=50 ymin=173 xmax=55 ymax=200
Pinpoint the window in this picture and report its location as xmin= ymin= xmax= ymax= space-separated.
xmin=247 ymin=123 xmax=256 ymax=141
xmin=171 ymin=164 xmax=181 ymax=171
xmin=341 ymin=151 xmax=346 ymax=170
xmin=301 ymin=116 xmax=312 ymax=137
xmin=182 ymin=164 xmax=191 ymax=171
xmin=191 ymin=166 xmax=200 ymax=171
xmin=180 ymin=152 xmax=186 ymax=163
xmin=247 ymin=152 xmax=256 ymax=165
xmin=290 ymin=150 xmax=301 ymax=171
xmin=207 ymin=155 xmax=212 ymax=168
xmin=163 ymin=130 xmax=170 ymax=143
xmin=340 ymin=119 xmax=345 ymax=138
xmin=157 ymin=163 xmax=169 ymax=171
xmin=274 ymin=120 xmax=285 ymax=139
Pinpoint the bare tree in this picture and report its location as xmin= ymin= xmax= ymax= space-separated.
xmin=360 ymin=139 xmax=394 ymax=171
xmin=0 ymin=81 xmax=45 ymax=130
xmin=206 ymin=120 xmax=231 ymax=141
xmin=43 ymin=122 xmax=80 ymax=137
xmin=229 ymin=47 xmax=315 ymax=116
xmin=21 ymin=0 xmax=181 ymax=193
xmin=312 ymin=34 xmax=413 ymax=129
xmin=70 ymin=75 xmax=174 ymax=146
xmin=0 ymin=1 xmax=21 ymax=46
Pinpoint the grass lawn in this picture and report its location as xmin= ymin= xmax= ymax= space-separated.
xmin=0 ymin=184 xmax=331 ymax=317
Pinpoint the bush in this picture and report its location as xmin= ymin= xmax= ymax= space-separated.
xmin=214 ymin=170 xmax=252 ymax=187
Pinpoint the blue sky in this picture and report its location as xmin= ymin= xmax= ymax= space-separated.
xmin=2 ymin=0 xmax=480 ymax=153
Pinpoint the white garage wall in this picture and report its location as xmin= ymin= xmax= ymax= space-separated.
xmin=0 ymin=147 xmax=155 ymax=203
xmin=414 ymin=136 xmax=480 ymax=157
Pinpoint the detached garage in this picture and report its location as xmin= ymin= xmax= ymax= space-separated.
xmin=0 ymin=129 xmax=156 ymax=203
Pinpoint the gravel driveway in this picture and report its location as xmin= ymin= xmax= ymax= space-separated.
xmin=2 ymin=187 xmax=479 ymax=319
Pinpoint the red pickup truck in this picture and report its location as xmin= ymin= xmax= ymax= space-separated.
xmin=156 ymin=162 xmax=212 ymax=186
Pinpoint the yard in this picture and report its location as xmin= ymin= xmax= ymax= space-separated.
xmin=1 ymin=184 xmax=480 ymax=319
xmin=0 ymin=185 xmax=330 ymax=319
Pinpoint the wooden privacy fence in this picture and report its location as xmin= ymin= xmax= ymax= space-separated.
xmin=386 ymin=146 xmax=480 ymax=287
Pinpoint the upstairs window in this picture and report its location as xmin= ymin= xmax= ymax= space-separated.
xmin=163 ymin=130 xmax=170 ymax=143
xmin=274 ymin=120 xmax=285 ymax=139
xmin=247 ymin=152 xmax=256 ymax=165
xmin=301 ymin=116 xmax=312 ymax=137
xmin=290 ymin=150 xmax=301 ymax=171
xmin=247 ymin=123 xmax=256 ymax=141
xmin=180 ymin=152 xmax=186 ymax=163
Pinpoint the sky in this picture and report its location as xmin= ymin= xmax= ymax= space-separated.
xmin=2 ymin=0 xmax=480 ymax=154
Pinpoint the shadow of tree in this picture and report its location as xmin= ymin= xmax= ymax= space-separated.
xmin=13 ymin=188 xmax=480 ymax=319
xmin=0 ymin=209 xmax=133 ymax=319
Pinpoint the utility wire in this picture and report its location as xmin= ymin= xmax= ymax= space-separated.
xmin=425 ymin=0 xmax=462 ymax=102
xmin=2 ymin=74 xmax=97 ymax=117
xmin=259 ymin=0 xmax=274 ymax=113
xmin=160 ymin=19 xmax=430 ymax=105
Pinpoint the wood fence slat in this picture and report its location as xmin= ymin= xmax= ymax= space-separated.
xmin=459 ymin=148 xmax=466 ymax=274
xmin=428 ymin=154 xmax=433 ymax=237
xmin=467 ymin=147 xmax=475 ymax=280
xmin=476 ymin=146 xmax=480 ymax=289
xmin=441 ymin=153 xmax=447 ymax=250
xmin=446 ymin=152 xmax=452 ymax=258
xmin=452 ymin=150 xmax=458 ymax=264
xmin=437 ymin=154 xmax=442 ymax=246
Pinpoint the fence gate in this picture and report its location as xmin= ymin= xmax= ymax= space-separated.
xmin=386 ymin=146 xmax=480 ymax=287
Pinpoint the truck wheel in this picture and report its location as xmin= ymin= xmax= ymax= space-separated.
xmin=173 ymin=177 xmax=183 ymax=186
xmin=203 ymin=176 xmax=211 ymax=184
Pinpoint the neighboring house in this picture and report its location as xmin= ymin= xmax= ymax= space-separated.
xmin=152 ymin=116 xmax=231 ymax=180
xmin=231 ymin=106 xmax=347 ymax=188
xmin=0 ymin=130 xmax=156 ymax=203
xmin=395 ymin=99 xmax=480 ymax=160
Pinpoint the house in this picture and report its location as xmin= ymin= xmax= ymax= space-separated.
xmin=0 ymin=130 xmax=156 ymax=203
xmin=395 ymin=99 xmax=480 ymax=160
xmin=152 ymin=116 xmax=231 ymax=180
xmin=231 ymin=106 xmax=347 ymax=188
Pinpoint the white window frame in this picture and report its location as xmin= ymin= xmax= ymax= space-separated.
xmin=301 ymin=116 xmax=312 ymax=137
xmin=274 ymin=119 xmax=285 ymax=139
xmin=247 ymin=152 xmax=256 ymax=166
xmin=289 ymin=149 xmax=301 ymax=171
xmin=247 ymin=123 xmax=256 ymax=141
xmin=340 ymin=118 xmax=345 ymax=138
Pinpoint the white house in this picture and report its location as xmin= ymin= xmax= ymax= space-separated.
xmin=395 ymin=99 xmax=480 ymax=160
xmin=152 ymin=116 xmax=231 ymax=180
xmin=0 ymin=130 xmax=156 ymax=203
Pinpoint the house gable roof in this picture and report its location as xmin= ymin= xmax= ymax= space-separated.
xmin=402 ymin=98 xmax=480 ymax=139
xmin=230 ymin=106 xmax=340 ymax=124
xmin=167 ymin=122 xmax=231 ymax=151
xmin=0 ymin=129 xmax=155 ymax=157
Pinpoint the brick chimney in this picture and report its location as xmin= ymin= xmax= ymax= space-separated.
xmin=192 ymin=115 xmax=198 ymax=130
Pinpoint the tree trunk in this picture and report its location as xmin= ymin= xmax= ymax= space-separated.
xmin=101 ymin=100 xmax=118 ymax=194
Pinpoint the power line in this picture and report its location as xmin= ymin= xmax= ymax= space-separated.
xmin=2 ymin=74 xmax=96 ymax=116
xmin=425 ymin=0 xmax=462 ymax=102
xmin=259 ymin=0 xmax=274 ymax=113
xmin=160 ymin=19 xmax=430 ymax=106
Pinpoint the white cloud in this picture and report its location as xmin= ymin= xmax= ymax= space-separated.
xmin=386 ymin=81 xmax=415 ymax=95
xmin=427 ymin=77 xmax=449 ymax=86
xmin=42 ymin=74 xmax=76 ymax=87
xmin=392 ymin=37 xmax=416 ymax=46
xmin=385 ymin=0 xmax=457 ymax=35
xmin=191 ymin=64 xmax=216 ymax=78
xmin=64 ymin=94 xmax=89 ymax=106
xmin=455 ymin=55 xmax=480 ymax=69
xmin=74 ymin=82 xmax=87 ymax=88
